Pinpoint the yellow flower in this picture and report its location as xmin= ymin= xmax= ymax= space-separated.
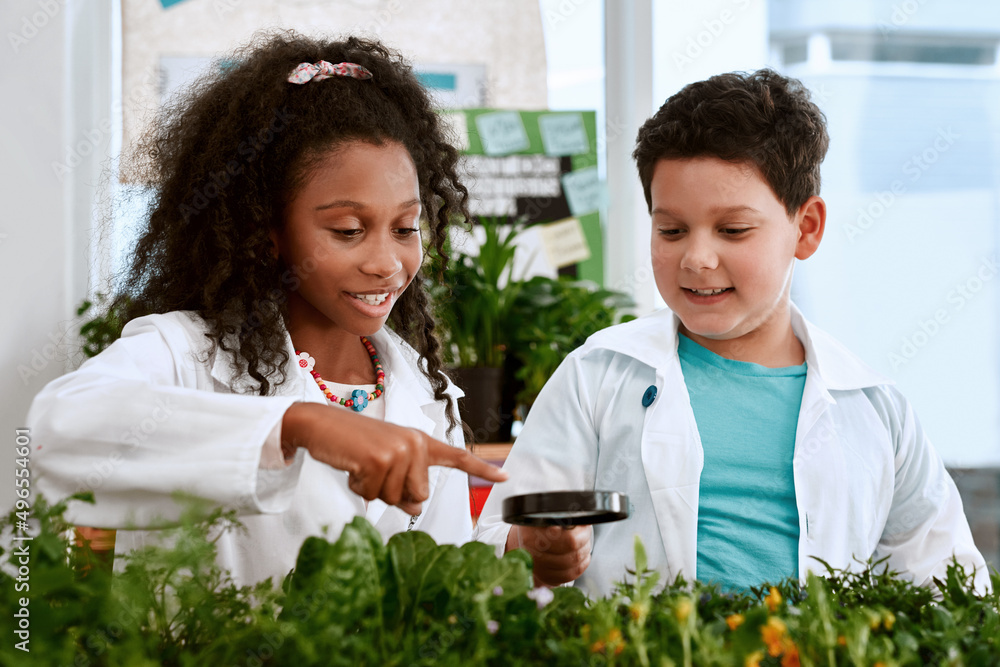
xmin=590 ymin=628 xmax=625 ymax=656
xmin=837 ymin=635 xmax=847 ymax=646
xmin=629 ymin=601 xmax=648 ymax=622
xmin=675 ymin=597 xmax=693 ymax=623
xmin=882 ymin=611 xmax=896 ymax=631
xmin=745 ymin=650 xmax=764 ymax=667
xmin=761 ymin=617 xmax=788 ymax=657
xmin=765 ymin=586 xmax=783 ymax=613
xmin=726 ymin=613 xmax=745 ymax=631
xmin=781 ymin=642 xmax=800 ymax=667
xmin=581 ymin=624 xmax=591 ymax=641
xmin=608 ymin=627 xmax=625 ymax=656
xmin=448 ymin=614 xmax=457 ymax=625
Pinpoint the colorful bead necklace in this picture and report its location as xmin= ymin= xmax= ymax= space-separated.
xmin=295 ymin=336 xmax=385 ymax=412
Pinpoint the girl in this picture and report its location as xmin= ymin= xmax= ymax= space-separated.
xmin=28 ymin=32 xmax=505 ymax=586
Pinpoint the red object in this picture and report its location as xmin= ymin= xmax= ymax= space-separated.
xmin=469 ymin=486 xmax=493 ymax=518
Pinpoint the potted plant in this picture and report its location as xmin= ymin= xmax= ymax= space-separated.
xmin=430 ymin=218 xmax=636 ymax=443
xmin=429 ymin=218 xmax=525 ymax=443
xmin=505 ymin=276 xmax=635 ymax=412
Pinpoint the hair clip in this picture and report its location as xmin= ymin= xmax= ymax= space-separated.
xmin=287 ymin=61 xmax=373 ymax=84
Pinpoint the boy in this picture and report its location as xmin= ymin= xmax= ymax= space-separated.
xmin=475 ymin=69 xmax=990 ymax=596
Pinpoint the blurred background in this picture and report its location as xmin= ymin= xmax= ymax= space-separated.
xmin=2 ymin=0 xmax=998 ymax=570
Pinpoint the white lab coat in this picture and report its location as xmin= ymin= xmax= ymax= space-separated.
xmin=28 ymin=311 xmax=471 ymax=587
xmin=476 ymin=305 xmax=991 ymax=597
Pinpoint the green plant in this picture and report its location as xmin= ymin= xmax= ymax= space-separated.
xmin=506 ymin=275 xmax=635 ymax=407
xmin=3 ymin=498 xmax=998 ymax=666
xmin=76 ymin=293 xmax=129 ymax=358
xmin=430 ymin=219 xmax=635 ymax=397
xmin=430 ymin=218 xmax=524 ymax=368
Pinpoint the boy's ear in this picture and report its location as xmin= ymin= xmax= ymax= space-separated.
xmin=794 ymin=196 xmax=826 ymax=260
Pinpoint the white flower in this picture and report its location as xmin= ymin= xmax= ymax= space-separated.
xmin=526 ymin=586 xmax=554 ymax=609
xmin=295 ymin=351 xmax=315 ymax=372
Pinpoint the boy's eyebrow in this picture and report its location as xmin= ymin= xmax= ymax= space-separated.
xmin=708 ymin=205 xmax=763 ymax=216
xmin=315 ymin=198 xmax=421 ymax=211
xmin=651 ymin=205 xmax=763 ymax=218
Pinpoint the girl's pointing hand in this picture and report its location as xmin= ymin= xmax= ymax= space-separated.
xmin=281 ymin=402 xmax=507 ymax=516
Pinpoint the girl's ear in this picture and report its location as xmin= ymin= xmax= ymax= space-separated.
xmin=794 ymin=196 xmax=826 ymax=260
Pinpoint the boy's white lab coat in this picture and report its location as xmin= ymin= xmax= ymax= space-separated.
xmin=476 ymin=305 xmax=991 ymax=596
xmin=28 ymin=311 xmax=470 ymax=587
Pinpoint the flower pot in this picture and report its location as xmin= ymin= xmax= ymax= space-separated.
xmin=449 ymin=366 xmax=509 ymax=443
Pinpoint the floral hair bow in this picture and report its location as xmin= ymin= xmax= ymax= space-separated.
xmin=287 ymin=61 xmax=373 ymax=84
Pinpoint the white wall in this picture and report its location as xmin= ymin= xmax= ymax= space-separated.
xmin=1 ymin=0 xmax=97 ymax=512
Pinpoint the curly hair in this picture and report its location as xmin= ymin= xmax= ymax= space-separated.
xmin=633 ymin=69 xmax=829 ymax=216
xmin=117 ymin=31 xmax=467 ymax=433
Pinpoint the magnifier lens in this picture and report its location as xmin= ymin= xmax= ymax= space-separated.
xmin=501 ymin=491 xmax=629 ymax=527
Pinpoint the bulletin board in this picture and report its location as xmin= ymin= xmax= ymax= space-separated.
xmin=444 ymin=109 xmax=604 ymax=285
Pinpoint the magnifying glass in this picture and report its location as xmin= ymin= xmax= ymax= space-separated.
xmin=501 ymin=490 xmax=630 ymax=527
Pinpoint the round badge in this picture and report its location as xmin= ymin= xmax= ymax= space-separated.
xmin=642 ymin=385 xmax=657 ymax=407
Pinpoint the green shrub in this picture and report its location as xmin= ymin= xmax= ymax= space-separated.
xmin=3 ymin=497 xmax=997 ymax=666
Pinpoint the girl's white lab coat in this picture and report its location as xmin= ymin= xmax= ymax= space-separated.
xmin=28 ymin=311 xmax=470 ymax=587
xmin=476 ymin=306 xmax=991 ymax=596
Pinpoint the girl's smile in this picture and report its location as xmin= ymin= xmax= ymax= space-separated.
xmin=345 ymin=288 xmax=400 ymax=318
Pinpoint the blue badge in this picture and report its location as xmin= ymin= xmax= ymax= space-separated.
xmin=641 ymin=385 xmax=657 ymax=408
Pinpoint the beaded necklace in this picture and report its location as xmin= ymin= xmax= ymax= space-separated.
xmin=295 ymin=336 xmax=385 ymax=412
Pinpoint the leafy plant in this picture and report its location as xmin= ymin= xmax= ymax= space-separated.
xmin=3 ymin=497 xmax=998 ymax=666
xmin=430 ymin=218 xmax=524 ymax=369
xmin=430 ymin=218 xmax=636 ymax=412
xmin=76 ymin=293 xmax=130 ymax=358
xmin=506 ymin=275 xmax=635 ymax=406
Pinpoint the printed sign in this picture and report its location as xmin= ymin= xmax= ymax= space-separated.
xmin=475 ymin=111 xmax=531 ymax=156
xmin=537 ymin=217 xmax=592 ymax=268
xmin=561 ymin=166 xmax=605 ymax=216
xmin=538 ymin=113 xmax=590 ymax=156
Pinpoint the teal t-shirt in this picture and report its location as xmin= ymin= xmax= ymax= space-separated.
xmin=677 ymin=333 xmax=807 ymax=592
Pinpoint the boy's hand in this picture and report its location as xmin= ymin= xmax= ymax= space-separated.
xmin=505 ymin=524 xmax=593 ymax=587
xmin=281 ymin=402 xmax=507 ymax=516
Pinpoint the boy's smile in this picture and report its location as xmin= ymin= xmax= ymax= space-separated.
xmin=650 ymin=157 xmax=825 ymax=366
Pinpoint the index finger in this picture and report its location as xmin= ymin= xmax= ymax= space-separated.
xmin=427 ymin=439 xmax=509 ymax=483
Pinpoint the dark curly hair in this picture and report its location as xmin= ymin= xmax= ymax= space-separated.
xmin=116 ymin=31 xmax=467 ymax=433
xmin=633 ymin=69 xmax=829 ymax=216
